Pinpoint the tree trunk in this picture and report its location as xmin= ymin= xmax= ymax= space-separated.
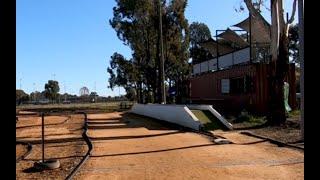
xmin=267 ymin=32 xmax=289 ymax=125
xmin=137 ymin=82 xmax=142 ymax=103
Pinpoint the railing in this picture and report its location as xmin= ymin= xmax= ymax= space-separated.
xmin=192 ymin=47 xmax=250 ymax=75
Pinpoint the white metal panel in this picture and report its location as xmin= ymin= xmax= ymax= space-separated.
xmin=131 ymin=104 xmax=202 ymax=130
xmin=208 ymin=58 xmax=217 ymax=71
xmin=218 ymin=53 xmax=233 ymax=68
xmin=193 ymin=64 xmax=200 ymax=74
xmin=200 ymin=61 xmax=209 ymax=73
xmin=221 ymin=79 xmax=230 ymax=93
xmin=234 ymin=47 xmax=250 ymax=64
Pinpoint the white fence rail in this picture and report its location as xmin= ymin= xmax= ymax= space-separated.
xmin=192 ymin=47 xmax=250 ymax=75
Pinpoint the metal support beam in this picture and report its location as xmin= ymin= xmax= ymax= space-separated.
xmin=41 ymin=113 xmax=45 ymax=162
xmin=249 ymin=12 xmax=252 ymax=63
xmin=298 ymin=0 xmax=304 ymax=140
xmin=216 ymin=30 xmax=219 ymax=70
xmin=159 ymin=0 xmax=166 ymax=104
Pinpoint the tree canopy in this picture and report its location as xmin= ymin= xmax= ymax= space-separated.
xmin=108 ymin=0 xmax=190 ymax=104
xmin=288 ymin=24 xmax=299 ymax=65
xmin=189 ymin=22 xmax=212 ymax=64
xmin=44 ymin=80 xmax=60 ymax=102
xmin=16 ymin=89 xmax=29 ymax=105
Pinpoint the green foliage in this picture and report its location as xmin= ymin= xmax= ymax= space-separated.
xmin=125 ymin=87 xmax=137 ymax=101
xmin=108 ymin=0 xmax=190 ymax=104
xmin=30 ymin=91 xmax=43 ymax=101
xmin=288 ymin=24 xmax=299 ymax=65
xmin=107 ymin=53 xmax=137 ymax=90
xmin=90 ymin=92 xmax=98 ymax=97
xmin=288 ymin=110 xmax=300 ymax=118
xmin=189 ymin=22 xmax=211 ymax=47
xmin=16 ymin=89 xmax=29 ymax=104
xmin=191 ymin=110 xmax=228 ymax=130
xmin=189 ymin=22 xmax=212 ymax=64
xmin=44 ymin=80 xmax=60 ymax=102
xmin=234 ymin=111 xmax=266 ymax=125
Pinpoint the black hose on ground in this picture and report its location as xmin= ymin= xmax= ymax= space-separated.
xmin=16 ymin=141 xmax=33 ymax=163
xmin=240 ymin=131 xmax=304 ymax=150
xmin=65 ymin=112 xmax=93 ymax=180
xmin=189 ymin=127 xmax=270 ymax=146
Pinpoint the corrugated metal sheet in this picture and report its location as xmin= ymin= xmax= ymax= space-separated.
xmin=189 ymin=63 xmax=296 ymax=115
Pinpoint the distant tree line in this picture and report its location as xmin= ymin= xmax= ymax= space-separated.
xmin=16 ymin=80 xmax=126 ymax=105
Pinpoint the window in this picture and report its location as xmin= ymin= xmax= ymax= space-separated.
xmin=230 ymin=77 xmax=245 ymax=94
xmin=220 ymin=76 xmax=254 ymax=95
xmin=221 ymin=79 xmax=230 ymax=94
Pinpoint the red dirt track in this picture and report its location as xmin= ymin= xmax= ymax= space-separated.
xmin=74 ymin=112 xmax=304 ymax=180
xmin=16 ymin=112 xmax=304 ymax=179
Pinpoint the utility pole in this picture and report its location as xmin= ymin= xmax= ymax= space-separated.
xmin=159 ymin=0 xmax=166 ymax=104
xmin=64 ymin=83 xmax=67 ymax=102
xmin=94 ymin=81 xmax=97 ymax=102
xmin=33 ymin=83 xmax=36 ymax=101
xmin=19 ymin=78 xmax=22 ymax=90
xmin=298 ymin=0 xmax=304 ymax=140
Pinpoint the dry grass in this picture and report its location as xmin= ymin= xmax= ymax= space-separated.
xmin=231 ymin=110 xmax=303 ymax=144
xmin=16 ymin=101 xmax=134 ymax=113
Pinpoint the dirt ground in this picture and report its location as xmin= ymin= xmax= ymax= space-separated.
xmin=16 ymin=144 xmax=27 ymax=159
xmin=71 ymin=112 xmax=304 ymax=180
xmin=16 ymin=111 xmax=304 ymax=179
xmin=232 ymin=113 xmax=303 ymax=146
xmin=250 ymin=116 xmax=303 ymax=144
xmin=16 ymin=113 xmax=87 ymax=179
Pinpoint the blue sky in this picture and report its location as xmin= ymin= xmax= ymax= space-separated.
xmin=16 ymin=0 xmax=297 ymax=97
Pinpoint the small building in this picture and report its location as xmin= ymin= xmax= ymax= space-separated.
xmin=189 ymin=14 xmax=296 ymax=115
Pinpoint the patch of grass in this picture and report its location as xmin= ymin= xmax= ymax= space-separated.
xmin=16 ymin=102 xmax=134 ymax=113
xmin=191 ymin=110 xmax=228 ymax=131
xmin=232 ymin=112 xmax=267 ymax=130
xmin=288 ymin=110 xmax=300 ymax=117
xmin=234 ymin=112 xmax=265 ymax=123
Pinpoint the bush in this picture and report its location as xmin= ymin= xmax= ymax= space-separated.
xmin=234 ymin=109 xmax=266 ymax=124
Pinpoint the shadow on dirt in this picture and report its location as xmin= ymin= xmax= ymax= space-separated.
xmin=22 ymin=166 xmax=43 ymax=173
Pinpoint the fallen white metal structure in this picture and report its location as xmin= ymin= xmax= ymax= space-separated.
xmin=130 ymin=104 xmax=233 ymax=131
